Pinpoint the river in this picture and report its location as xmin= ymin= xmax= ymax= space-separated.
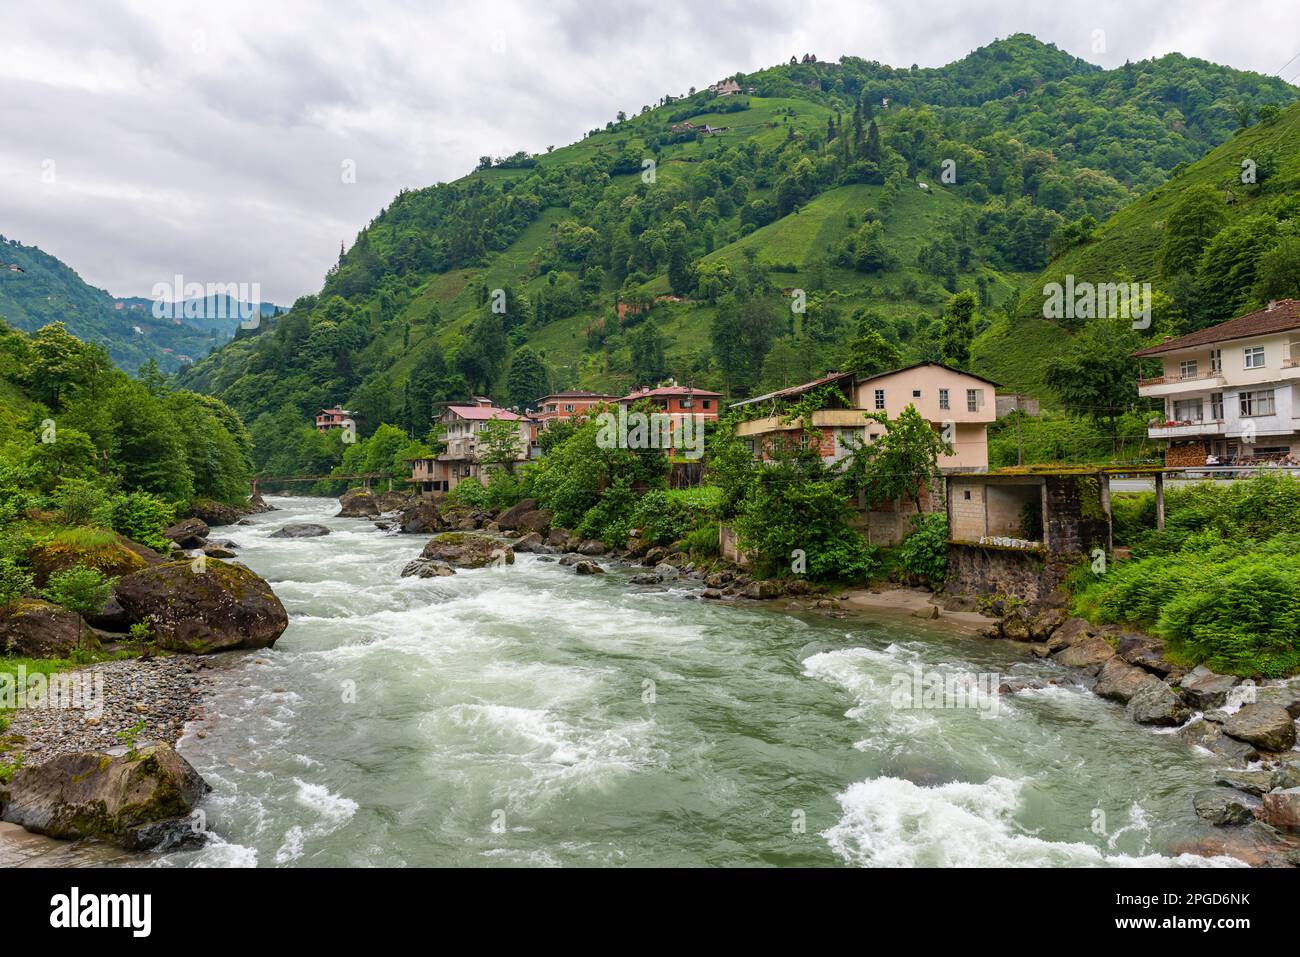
xmin=150 ymin=496 xmax=1239 ymax=867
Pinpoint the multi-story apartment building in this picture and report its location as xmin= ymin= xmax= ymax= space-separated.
xmin=1134 ymin=300 xmax=1300 ymax=465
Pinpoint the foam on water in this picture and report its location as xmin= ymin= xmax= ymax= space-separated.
xmin=822 ymin=776 xmax=1245 ymax=868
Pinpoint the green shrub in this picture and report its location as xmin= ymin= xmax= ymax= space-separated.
xmin=577 ymin=476 xmax=638 ymax=547
xmin=682 ymin=521 xmax=721 ymax=556
xmin=735 ymin=477 xmax=876 ymax=582
xmin=41 ymin=566 xmax=114 ymax=619
xmin=896 ymin=513 xmax=948 ymax=584
xmin=0 ymin=556 xmax=33 ymax=608
xmin=109 ymin=490 xmax=175 ymax=552
xmin=482 ymin=469 xmax=527 ymax=513
xmin=1073 ymin=531 xmax=1300 ymax=677
xmin=53 ymin=478 xmax=111 ymax=527
xmin=447 ymin=477 xmax=488 ymax=508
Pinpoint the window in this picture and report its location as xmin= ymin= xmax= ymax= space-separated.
xmin=1173 ymin=398 xmax=1203 ymax=422
xmin=874 ymin=389 xmax=885 ymax=410
xmin=1211 ymin=392 xmax=1223 ymax=420
xmin=912 ymin=389 xmax=922 ymax=398
xmin=1239 ymin=389 xmax=1276 ymax=417
xmin=1245 ymin=346 xmax=1266 ymax=369
xmin=563 ymin=404 xmax=574 ymax=412
xmin=702 ymin=400 xmax=711 ymax=410
xmin=939 ymin=388 xmax=950 ymax=410
xmin=1210 ymin=349 xmax=1222 ymax=373
xmin=1178 ymin=359 xmax=1197 ymax=379
xmin=963 ymin=489 xmax=971 ymax=500
xmin=967 ymin=388 xmax=982 ymax=412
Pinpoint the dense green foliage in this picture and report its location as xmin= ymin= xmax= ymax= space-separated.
xmin=1075 ymin=475 xmax=1300 ymax=676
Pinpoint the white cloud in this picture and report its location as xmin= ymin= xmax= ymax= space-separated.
xmin=0 ymin=0 xmax=1295 ymax=305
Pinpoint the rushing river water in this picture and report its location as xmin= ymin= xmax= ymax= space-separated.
xmin=150 ymin=496 xmax=1240 ymax=867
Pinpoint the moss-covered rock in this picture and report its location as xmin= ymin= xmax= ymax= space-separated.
xmin=113 ymin=559 xmax=288 ymax=653
xmin=28 ymin=534 xmax=149 ymax=588
xmin=420 ymin=532 xmax=514 ymax=568
xmin=0 ymin=743 xmax=209 ymax=850
xmin=0 ymin=599 xmax=90 ymax=658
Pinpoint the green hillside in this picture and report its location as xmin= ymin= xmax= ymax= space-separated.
xmin=179 ymin=33 xmax=1297 ymax=455
xmin=0 ymin=237 xmax=251 ymax=373
xmin=983 ymin=99 xmax=1300 ymax=392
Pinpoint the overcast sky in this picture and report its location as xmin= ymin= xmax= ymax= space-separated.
xmin=2 ymin=0 xmax=1297 ymax=305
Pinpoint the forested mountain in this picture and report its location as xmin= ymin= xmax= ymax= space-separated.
xmin=0 ymin=237 xmax=274 ymax=373
xmin=179 ymin=34 xmax=1296 ymax=446
xmin=977 ymin=98 xmax=1300 ymax=391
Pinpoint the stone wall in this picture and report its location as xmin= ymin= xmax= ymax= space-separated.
xmin=1043 ymin=474 xmax=1110 ymax=555
xmin=946 ymin=543 xmax=1069 ymax=604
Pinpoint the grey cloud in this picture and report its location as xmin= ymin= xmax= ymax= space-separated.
xmin=0 ymin=0 xmax=1295 ymax=305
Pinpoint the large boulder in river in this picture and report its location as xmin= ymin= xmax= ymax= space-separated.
xmin=420 ymin=532 xmax=514 ymax=569
xmin=245 ymin=492 xmax=274 ymax=513
xmin=269 ymin=523 xmax=331 ymax=539
xmin=1092 ymin=657 xmax=1162 ymax=705
xmin=1223 ymin=703 xmax=1297 ymax=753
xmin=1125 ymin=680 xmax=1191 ymax=726
xmin=377 ymin=490 xmax=410 ymax=512
xmin=0 ymin=743 xmax=209 ymax=851
xmin=1258 ymin=788 xmax=1300 ymax=831
xmin=1054 ymin=634 xmax=1115 ymax=674
xmin=495 ymin=499 xmax=539 ymax=530
xmin=337 ymin=488 xmax=380 ymax=518
xmin=190 ymin=499 xmax=242 ymax=528
xmin=114 ymin=560 xmax=288 ymax=653
xmin=162 ymin=518 xmax=209 ymax=549
xmin=1180 ymin=666 xmax=1241 ymax=711
xmin=1192 ymin=789 xmax=1258 ymax=827
xmin=396 ymin=499 xmax=443 ymax=534
xmin=0 ymin=599 xmax=87 ymax=658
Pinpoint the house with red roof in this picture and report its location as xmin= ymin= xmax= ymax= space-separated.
xmin=410 ymin=398 xmax=534 ymax=494
xmin=533 ymin=391 xmax=619 ymax=431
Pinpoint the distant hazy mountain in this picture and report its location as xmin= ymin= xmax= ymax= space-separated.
xmin=0 ymin=235 xmax=282 ymax=373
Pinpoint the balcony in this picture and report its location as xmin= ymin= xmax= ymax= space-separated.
xmin=1137 ymin=370 xmax=1225 ymax=397
xmin=1147 ymin=419 xmax=1226 ymax=439
xmin=734 ymin=408 xmax=870 ymax=437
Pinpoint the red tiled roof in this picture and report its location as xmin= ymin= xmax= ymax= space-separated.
xmin=536 ymin=391 xmax=619 ymax=402
xmin=617 ymin=385 xmax=722 ymax=402
xmin=1133 ymin=300 xmax=1300 ymax=356
xmin=444 ymin=405 xmax=523 ymax=421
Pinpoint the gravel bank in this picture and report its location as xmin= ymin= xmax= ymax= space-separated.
xmin=1 ymin=655 xmax=223 ymax=766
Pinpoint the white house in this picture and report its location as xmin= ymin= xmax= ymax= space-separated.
xmin=1134 ymin=299 xmax=1300 ymax=465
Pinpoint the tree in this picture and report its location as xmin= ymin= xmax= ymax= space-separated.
xmin=1197 ymin=215 xmax=1278 ymax=317
xmin=42 ymin=566 xmax=114 ymax=649
xmin=477 ymin=416 xmax=525 ymax=474
xmin=1158 ymin=184 xmax=1227 ymax=278
xmin=710 ymin=294 xmax=782 ymax=396
xmin=506 ymin=346 xmax=550 ymax=408
xmin=25 ymin=322 xmax=109 ymax=409
xmin=844 ymin=405 xmax=952 ymax=513
xmin=1254 ymin=236 xmax=1300 ymax=302
xmin=843 ymin=329 xmax=901 ymax=377
xmin=939 ymin=291 xmax=977 ymax=369
xmin=1043 ymin=319 xmax=1140 ymax=454
xmin=629 ymin=322 xmax=668 ymax=384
